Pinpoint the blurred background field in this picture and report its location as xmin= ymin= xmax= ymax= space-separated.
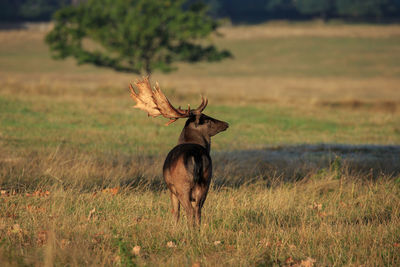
xmin=1 ymin=22 xmax=400 ymax=154
xmin=1 ymin=2 xmax=400 ymax=265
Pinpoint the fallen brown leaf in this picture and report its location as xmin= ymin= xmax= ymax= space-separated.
xmin=167 ymin=241 xmax=176 ymax=248
xmin=300 ymin=257 xmax=316 ymax=267
xmin=309 ymin=203 xmax=323 ymax=211
xmin=110 ymin=187 xmax=119 ymax=195
xmin=132 ymin=245 xmax=141 ymax=256
xmin=102 ymin=187 xmax=119 ymax=196
xmin=213 ymin=240 xmax=222 ymax=246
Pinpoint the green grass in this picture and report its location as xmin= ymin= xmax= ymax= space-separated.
xmin=0 ymin=23 xmax=400 ymax=266
xmin=1 ymin=94 xmax=399 ymax=155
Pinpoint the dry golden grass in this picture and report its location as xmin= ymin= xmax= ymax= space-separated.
xmin=1 ymin=22 xmax=400 ymax=105
xmin=1 ymin=173 xmax=399 ymax=266
xmin=218 ymin=22 xmax=400 ymax=39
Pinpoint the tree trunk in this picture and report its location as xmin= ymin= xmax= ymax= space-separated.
xmin=144 ymin=58 xmax=151 ymax=77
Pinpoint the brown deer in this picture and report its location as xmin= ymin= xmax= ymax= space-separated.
xmin=129 ymin=77 xmax=229 ymax=226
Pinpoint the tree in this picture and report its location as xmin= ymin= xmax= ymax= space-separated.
xmin=265 ymin=0 xmax=299 ymax=19
xmin=336 ymin=0 xmax=400 ymax=20
xmin=45 ymin=0 xmax=231 ymax=75
xmin=0 ymin=0 xmax=69 ymax=22
xmin=295 ymin=0 xmax=335 ymax=20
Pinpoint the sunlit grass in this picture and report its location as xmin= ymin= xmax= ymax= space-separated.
xmin=1 ymin=175 xmax=399 ymax=266
xmin=1 ymin=92 xmax=399 ymax=156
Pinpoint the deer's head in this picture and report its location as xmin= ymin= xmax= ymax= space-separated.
xmin=183 ymin=113 xmax=229 ymax=137
xmin=129 ymin=77 xmax=228 ymax=146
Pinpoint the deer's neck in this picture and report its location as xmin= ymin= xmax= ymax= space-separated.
xmin=178 ymin=127 xmax=210 ymax=154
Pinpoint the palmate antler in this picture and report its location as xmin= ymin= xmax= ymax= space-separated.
xmin=129 ymin=77 xmax=208 ymax=125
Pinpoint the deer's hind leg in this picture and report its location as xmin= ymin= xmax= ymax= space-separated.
xmin=170 ymin=192 xmax=180 ymax=223
xmin=176 ymin=191 xmax=195 ymax=226
xmin=191 ymin=186 xmax=208 ymax=226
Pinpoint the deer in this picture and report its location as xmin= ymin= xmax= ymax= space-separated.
xmin=129 ymin=77 xmax=229 ymax=226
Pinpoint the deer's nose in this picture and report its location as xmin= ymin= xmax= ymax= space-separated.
xmin=223 ymin=122 xmax=229 ymax=131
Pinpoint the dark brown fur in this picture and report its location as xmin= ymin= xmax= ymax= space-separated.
xmin=163 ymin=114 xmax=228 ymax=226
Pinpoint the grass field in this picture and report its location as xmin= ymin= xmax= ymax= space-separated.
xmin=1 ymin=22 xmax=400 ymax=266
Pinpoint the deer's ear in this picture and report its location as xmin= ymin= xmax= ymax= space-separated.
xmin=194 ymin=114 xmax=201 ymax=127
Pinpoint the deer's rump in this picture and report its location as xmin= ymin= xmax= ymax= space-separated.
xmin=163 ymin=144 xmax=212 ymax=194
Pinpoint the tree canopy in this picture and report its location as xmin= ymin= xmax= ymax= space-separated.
xmin=2 ymin=0 xmax=400 ymax=23
xmin=0 ymin=0 xmax=69 ymax=22
xmin=294 ymin=0 xmax=335 ymax=20
xmin=45 ymin=0 xmax=231 ymax=75
xmin=336 ymin=0 xmax=400 ymax=19
xmin=206 ymin=0 xmax=400 ymax=22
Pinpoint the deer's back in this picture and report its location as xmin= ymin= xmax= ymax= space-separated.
xmin=163 ymin=144 xmax=212 ymax=194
